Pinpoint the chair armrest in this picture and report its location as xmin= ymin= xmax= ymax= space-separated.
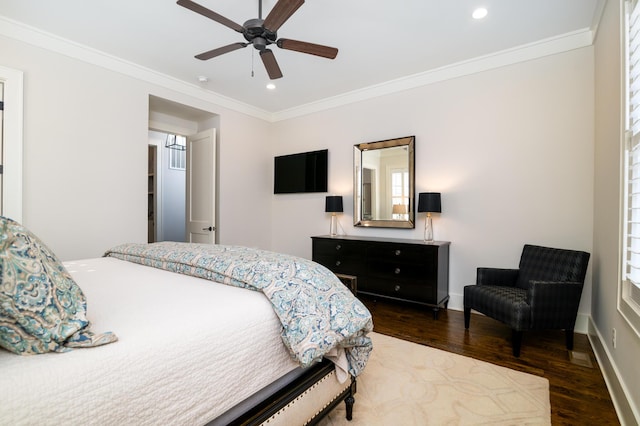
xmin=527 ymin=281 xmax=584 ymax=329
xmin=476 ymin=268 xmax=519 ymax=286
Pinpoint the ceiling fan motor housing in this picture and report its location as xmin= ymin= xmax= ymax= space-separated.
xmin=243 ymin=18 xmax=277 ymax=50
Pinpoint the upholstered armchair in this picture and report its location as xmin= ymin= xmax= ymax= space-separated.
xmin=463 ymin=244 xmax=590 ymax=357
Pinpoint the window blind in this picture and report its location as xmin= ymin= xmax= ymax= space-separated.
xmin=625 ymin=0 xmax=640 ymax=298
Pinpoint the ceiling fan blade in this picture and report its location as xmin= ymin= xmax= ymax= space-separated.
xmin=276 ymin=39 xmax=338 ymax=59
xmin=177 ymin=0 xmax=244 ymax=33
xmin=263 ymin=0 xmax=304 ymax=32
xmin=260 ymin=49 xmax=283 ymax=79
xmin=195 ymin=43 xmax=248 ymax=60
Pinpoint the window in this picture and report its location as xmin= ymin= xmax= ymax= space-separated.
xmin=169 ymin=147 xmax=186 ymax=170
xmin=390 ymin=169 xmax=409 ymax=218
xmin=166 ymin=134 xmax=186 ymax=170
xmin=621 ymin=0 xmax=640 ymax=336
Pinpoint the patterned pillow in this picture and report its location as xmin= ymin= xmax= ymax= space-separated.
xmin=0 ymin=216 xmax=116 ymax=354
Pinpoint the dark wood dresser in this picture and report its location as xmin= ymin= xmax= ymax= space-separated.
xmin=311 ymin=235 xmax=450 ymax=319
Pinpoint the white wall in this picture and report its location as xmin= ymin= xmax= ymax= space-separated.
xmin=0 ymin=22 xmax=596 ymax=318
xmin=592 ymin=0 xmax=640 ymax=423
xmin=271 ymin=48 xmax=595 ymax=316
xmin=0 ymin=34 xmax=273 ymax=260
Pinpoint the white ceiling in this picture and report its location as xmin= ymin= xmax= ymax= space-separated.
xmin=0 ymin=0 xmax=602 ymax=115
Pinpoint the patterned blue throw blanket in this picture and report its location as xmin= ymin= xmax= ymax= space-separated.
xmin=104 ymin=242 xmax=373 ymax=377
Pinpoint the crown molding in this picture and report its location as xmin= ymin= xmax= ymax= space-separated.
xmin=0 ymin=16 xmax=272 ymax=121
xmin=271 ymin=28 xmax=594 ymax=122
xmin=0 ymin=15 xmax=594 ymax=124
xmin=590 ymin=0 xmax=608 ymax=42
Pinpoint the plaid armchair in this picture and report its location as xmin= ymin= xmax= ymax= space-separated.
xmin=463 ymin=244 xmax=590 ymax=357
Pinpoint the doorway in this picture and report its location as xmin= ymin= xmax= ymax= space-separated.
xmin=148 ymin=95 xmax=219 ymax=243
xmin=148 ymin=130 xmax=187 ymax=242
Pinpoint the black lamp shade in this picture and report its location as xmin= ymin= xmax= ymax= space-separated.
xmin=417 ymin=192 xmax=441 ymax=213
xmin=325 ymin=195 xmax=343 ymax=213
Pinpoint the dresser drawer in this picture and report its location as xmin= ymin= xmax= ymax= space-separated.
xmin=363 ymin=278 xmax=436 ymax=304
xmin=366 ymin=259 xmax=432 ymax=282
xmin=367 ymin=243 xmax=436 ymax=263
xmin=314 ymin=254 xmax=366 ymax=275
xmin=313 ymin=239 xmax=362 ymax=258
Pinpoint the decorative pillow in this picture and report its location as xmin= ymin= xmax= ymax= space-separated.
xmin=0 ymin=216 xmax=116 ymax=355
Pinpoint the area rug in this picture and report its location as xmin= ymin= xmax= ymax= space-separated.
xmin=318 ymin=332 xmax=550 ymax=425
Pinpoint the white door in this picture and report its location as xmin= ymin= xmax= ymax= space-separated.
xmin=186 ymin=129 xmax=216 ymax=243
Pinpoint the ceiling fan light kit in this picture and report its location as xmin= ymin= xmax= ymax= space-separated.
xmin=177 ymin=0 xmax=338 ymax=80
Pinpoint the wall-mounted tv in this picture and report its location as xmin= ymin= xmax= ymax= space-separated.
xmin=274 ymin=149 xmax=328 ymax=194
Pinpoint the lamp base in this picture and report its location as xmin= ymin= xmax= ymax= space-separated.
xmin=424 ymin=214 xmax=434 ymax=243
xmin=330 ymin=214 xmax=338 ymax=236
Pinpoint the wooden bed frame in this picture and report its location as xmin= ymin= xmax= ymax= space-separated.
xmin=209 ymin=358 xmax=356 ymax=425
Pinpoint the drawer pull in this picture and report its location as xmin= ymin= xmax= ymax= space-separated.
xmin=395 ymin=250 xmax=401 ymax=256
xmin=335 ymin=244 xmax=342 ymax=251
xmin=335 ymin=260 xmax=341 ymax=267
xmin=394 ymin=285 xmax=401 ymax=292
xmin=394 ymin=268 xmax=401 ymax=275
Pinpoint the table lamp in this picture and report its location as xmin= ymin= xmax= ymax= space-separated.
xmin=325 ymin=195 xmax=343 ymax=236
xmin=417 ymin=192 xmax=441 ymax=243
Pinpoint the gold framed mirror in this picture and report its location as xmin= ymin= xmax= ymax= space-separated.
xmin=353 ymin=136 xmax=415 ymax=228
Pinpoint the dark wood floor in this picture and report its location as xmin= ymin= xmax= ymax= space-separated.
xmin=359 ymin=295 xmax=619 ymax=425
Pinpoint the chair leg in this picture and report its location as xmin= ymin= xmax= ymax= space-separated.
xmin=512 ymin=330 xmax=522 ymax=357
xmin=565 ymin=329 xmax=574 ymax=351
xmin=464 ymin=307 xmax=471 ymax=329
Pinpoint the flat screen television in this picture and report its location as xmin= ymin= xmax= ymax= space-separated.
xmin=274 ymin=149 xmax=328 ymax=194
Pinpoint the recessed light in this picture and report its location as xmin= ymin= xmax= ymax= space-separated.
xmin=197 ymin=76 xmax=209 ymax=83
xmin=472 ymin=7 xmax=488 ymax=20
xmin=266 ymin=83 xmax=276 ymax=90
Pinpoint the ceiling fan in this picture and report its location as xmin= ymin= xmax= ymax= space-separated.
xmin=177 ymin=0 xmax=339 ymax=80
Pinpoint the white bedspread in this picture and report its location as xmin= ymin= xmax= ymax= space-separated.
xmin=0 ymin=257 xmax=300 ymax=425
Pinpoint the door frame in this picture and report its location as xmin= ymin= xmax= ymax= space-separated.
xmin=147 ymin=137 xmax=163 ymax=242
xmin=0 ymin=65 xmax=24 ymax=222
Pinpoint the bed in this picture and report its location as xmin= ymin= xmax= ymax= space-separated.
xmin=0 ymin=218 xmax=373 ymax=425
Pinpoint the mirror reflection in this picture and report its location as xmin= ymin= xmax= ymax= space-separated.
xmin=354 ymin=136 xmax=415 ymax=228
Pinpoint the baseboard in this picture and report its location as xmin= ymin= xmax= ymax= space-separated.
xmin=448 ymin=293 xmax=465 ymax=314
xmin=588 ymin=317 xmax=639 ymax=426
xmin=574 ymin=313 xmax=589 ymax=334
xmin=451 ymin=293 xmax=635 ymax=423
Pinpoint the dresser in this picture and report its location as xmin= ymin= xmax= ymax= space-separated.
xmin=311 ymin=235 xmax=450 ymax=319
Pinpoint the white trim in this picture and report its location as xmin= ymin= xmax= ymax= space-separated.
xmin=0 ymin=14 xmax=596 ymax=124
xmin=619 ymin=0 xmax=640 ymax=340
xmin=589 ymin=317 xmax=640 ymax=425
xmin=619 ymin=283 xmax=640 ymax=336
xmin=591 ymin=0 xmax=609 ymax=41
xmin=0 ymin=65 xmax=23 ymax=222
xmin=619 ymin=0 xmax=631 ymax=336
xmin=0 ymin=16 xmax=271 ymax=122
xmin=148 ymin=120 xmax=197 ymax=138
xmin=272 ymin=29 xmax=595 ymax=121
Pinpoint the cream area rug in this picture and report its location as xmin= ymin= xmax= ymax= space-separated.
xmin=319 ymin=332 xmax=550 ymax=425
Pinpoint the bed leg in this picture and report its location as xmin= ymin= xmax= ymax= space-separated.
xmin=345 ymin=378 xmax=356 ymax=421
xmin=345 ymin=395 xmax=355 ymax=421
